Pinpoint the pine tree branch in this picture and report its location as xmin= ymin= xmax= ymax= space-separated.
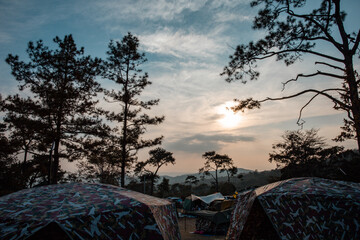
xmin=282 ymin=71 xmax=345 ymax=90
xmin=260 ymin=49 xmax=344 ymax=63
xmin=285 ymin=0 xmax=343 ymax=51
xmin=352 ymin=30 xmax=360 ymax=54
xmin=259 ymin=88 xmax=349 ymax=110
xmin=315 ymin=61 xmax=345 ymax=71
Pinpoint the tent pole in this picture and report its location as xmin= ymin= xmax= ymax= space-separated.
xmin=184 ymin=216 xmax=186 ymax=231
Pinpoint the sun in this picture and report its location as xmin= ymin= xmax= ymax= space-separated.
xmin=217 ymin=102 xmax=242 ymax=128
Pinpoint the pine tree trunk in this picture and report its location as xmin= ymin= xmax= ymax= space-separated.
xmin=344 ymin=52 xmax=360 ymax=150
xmin=336 ymin=0 xmax=360 ymax=151
xmin=121 ymin=113 xmax=127 ymax=187
xmin=150 ymin=177 xmax=154 ymax=196
xmin=120 ymin=92 xmax=129 ymax=187
xmin=215 ymin=169 xmax=218 ymax=192
xmin=345 ymin=59 xmax=360 ymax=150
xmin=51 ymin=139 xmax=60 ymax=184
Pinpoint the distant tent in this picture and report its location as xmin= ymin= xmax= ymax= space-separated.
xmin=182 ymin=196 xmax=193 ymax=211
xmin=192 ymin=208 xmax=233 ymax=234
xmin=226 ymin=177 xmax=360 ymax=240
xmin=0 ymin=182 xmax=181 ymax=240
xmin=191 ymin=192 xmax=224 ymax=205
xmin=183 ymin=192 xmax=225 ymax=211
xmin=209 ymin=199 xmax=234 ymax=211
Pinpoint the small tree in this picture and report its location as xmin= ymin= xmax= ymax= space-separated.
xmin=157 ymin=178 xmax=170 ymax=198
xmin=185 ymin=175 xmax=199 ymax=185
xmin=222 ymin=0 xmax=360 ymax=150
xmin=199 ymin=151 xmax=236 ymax=192
xmin=269 ymin=129 xmax=343 ymax=179
xmin=76 ymin=136 xmax=122 ymax=185
xmin=4 ymin=35 xmax=103 ymax=184
xmin=134 ymin=147 xmax=175 ymax=195
xmin=1 ymin=95 xmax=48 ymax=169
xmin=219 ymin=182 xmax=236 ymax=196
xmin=102 ymin=33 xmax=164 ymax=187
xmin=170 ymin=183 xmax=192 ymax=199
xmin=0 ymin=122 xmax=22 ymax=195
xmin=221 ymin=165 xmax=238 ymax=183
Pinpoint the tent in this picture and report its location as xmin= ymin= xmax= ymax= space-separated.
xmin=191 ymin=208 xmax=233 ymax=234
xmin=191 ymin=192 xmax=224 ymax=205
xmin=0 ymin=182 xmax=181 ymax=240
xmin=183 ymin=192 xmax=225 ymax=211
xmin=226 ymin=177 xmax=360 ymax=240
xmin=209 ymin=199 xmax=234 ymax=211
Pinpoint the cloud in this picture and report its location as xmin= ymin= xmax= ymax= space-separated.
xmin=139 ymin=28 xmax=226 ymax=59
xmin=0 ymin=31 xmax=12 ymax=43
xmin=93 ymin=0 xmax=207 ymax=22
xmin=165 ymin=133 xmax=255 ymax=154
xmin=214 ymin=12 xmax=252 ymax=23
xmin=209 ymin=0 xmax=252 ymax=9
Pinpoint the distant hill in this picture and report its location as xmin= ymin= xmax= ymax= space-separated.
xmin=158 ymin=168 xmax=252 ymax=185
xmin=232 ymin=169 xmax=281 ymax=190
xmin=158 ymin=168 xmax=281 ymax=191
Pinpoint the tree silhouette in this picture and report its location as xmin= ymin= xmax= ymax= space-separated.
xmin=5 ymin=35 xmax=103 ymax=184
xmin=102 ymin=33 xmax=164 ymax=187
xmin=185 ymin=175 xmax=199 ymax=185
xmin=76 ymin=136 xmax=122 ymax=185
xmin=199 ymin=151 xmax=236 ymax=192
xmin=157 ymin=178 xmax=170 ymax=198
xmin=269 ymin=129 xmax=343 ymax=179
xmin=222 ymin=0 xmax=360 ymax=149
xmin=1 ymin=95 xmax=48 ymax=173
xmin=221 ymin=165 xmax=238 ymax=183
xmin=134 ymin=147 xmax=175 ymax=195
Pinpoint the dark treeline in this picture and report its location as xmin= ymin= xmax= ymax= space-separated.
xmin=268 ymin=129 xmax=360 ymax=183
xmin=0 ymin=33 xmax=167 ymax=196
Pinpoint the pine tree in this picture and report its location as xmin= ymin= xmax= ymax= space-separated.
xmin=222 ymin=0 xmax=360 ymax=149
xmin=5 ymin=35 xmax=103 ymax=184
xmin=102 ymin=33 xmax=164 ymax=187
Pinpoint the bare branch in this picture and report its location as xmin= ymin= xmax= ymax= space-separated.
xmin=226 ymin=43 xmax=236 ymax=51
xmin=259 ymin=88 xmax=349 ymax=110
xmin=325 ymin=0 xmax=332 ymax=31
xmin=297 ymin=92 xmax=322 ymax=127
xmin=352 ymin=30 xmax=360 ymax=54
xmin=333 ymin=0 xmax=350 ymax=51
xmin=282 ymin=71 xmax=345 ymax=91
xmin=315 ymin=61 xmax=345 ymax=71
xmin=285 ymin=3 xmax=343 ymax=51
xmin=255 ymin=49 xmax=344 ymax=63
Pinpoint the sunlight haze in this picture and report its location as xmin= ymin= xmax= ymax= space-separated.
xmin=1 ymin=0 xmax=359 ymax=176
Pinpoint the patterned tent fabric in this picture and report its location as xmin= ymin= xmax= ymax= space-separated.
xmin=0 ymin=182 xmax=181 ymax=240
xmin=226 ymin=177 xmax=360 ymax=240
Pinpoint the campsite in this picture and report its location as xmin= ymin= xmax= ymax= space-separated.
xmin=1 ymin=0 xmax=360 ymax=239
xmin=1 ymin=177 xmax=360 ymax=239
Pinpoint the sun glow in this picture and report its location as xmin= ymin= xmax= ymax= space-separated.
xmin=217 ymin=102 xmax=242 ymax=128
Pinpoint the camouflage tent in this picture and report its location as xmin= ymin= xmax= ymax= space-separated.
xmin=226 ymin=177 xmax=360 ymax=240
xmin=0 ymin=182 xmax=181 ymax=240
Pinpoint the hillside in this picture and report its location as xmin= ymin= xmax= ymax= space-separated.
xmin=158 ymin=168 xmax=281 ymax=191
xmin=159 ymin=168 xmax=252 ymax=185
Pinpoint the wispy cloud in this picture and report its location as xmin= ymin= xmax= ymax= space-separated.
xmin=209 ymin=0 xmax=252 ymax=9
xmin=165 ymin=133 xmax=255 ymax=154
xmin=139 ymin=28 xmax=226 ymax=59
xmin=0 ymin=0 xmax=78 ymax=43
xmin=93 ymin=0 xmax=207 ymax=22
xmin=0 ymin=31 xmax=12 ymax=43
xmin=214 ymin=12 xmax=252 ymax=23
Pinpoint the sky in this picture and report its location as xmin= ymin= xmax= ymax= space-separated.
xmin=1 ymin=0 xmax=359 ymax=176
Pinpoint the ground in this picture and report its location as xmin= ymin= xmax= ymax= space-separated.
xmin=178 ymin=217 xmax=226 ymax=240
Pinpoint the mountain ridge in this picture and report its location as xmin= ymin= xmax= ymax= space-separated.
xmin=158 ymin=168 xmax=252 ymax=185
